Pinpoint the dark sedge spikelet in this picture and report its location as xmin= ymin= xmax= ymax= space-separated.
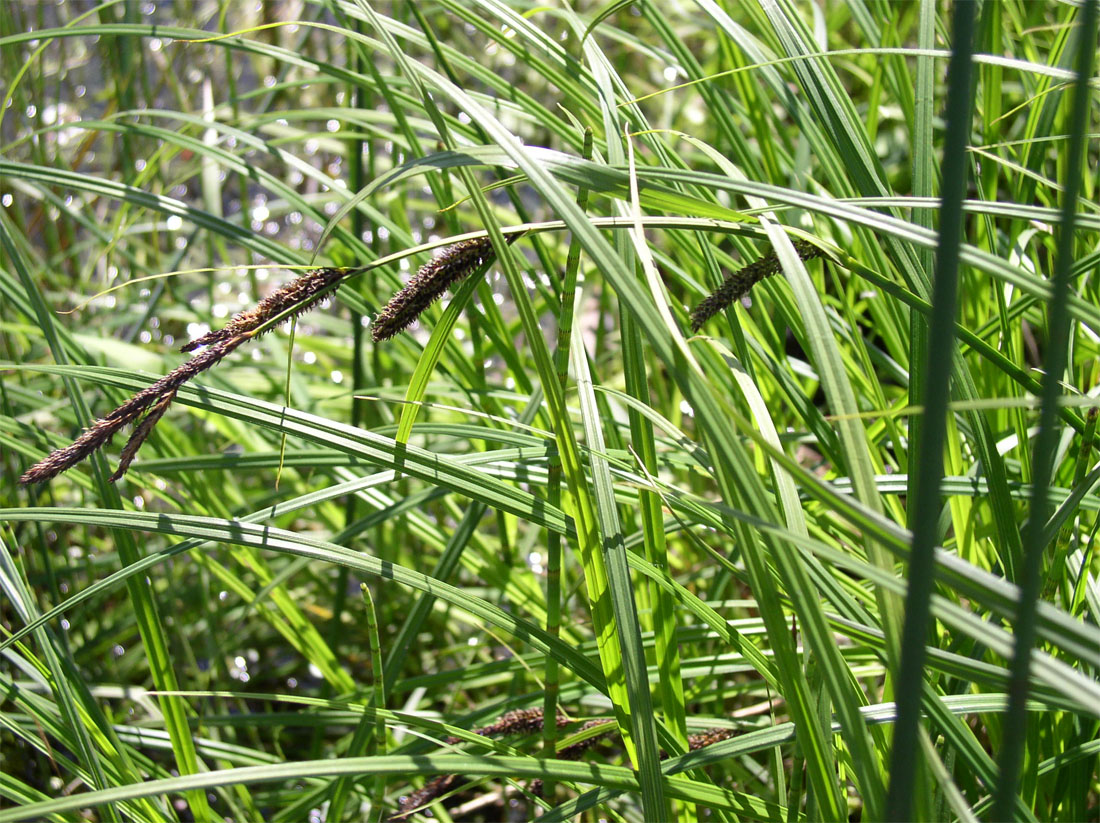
xmin=528 ymin=719 xmax=616 ymax=797
xmin=181 ymin=267 xmax=347 ymax=352
xmin=372 ymin=236 xmax=497 ymax=342
xmin=21 ymin=267 xmax=348 ymax=484
xmin=556 ymin=718 xmax=616 ymax=760
xmin=109 ymin=388 xmax=177 ymax=482
xmin=20 ymin=336 xmax=246 ymax=485
xmin=688 ymin=726 xmax=739 ymax=750
xmin=392 ymin=708 xmax=563 ymax=821
xmin=470 ymin=707 xmax=558 ymax=738
xmin=443 ymin=707 xmax=567 ymax=745
xmin=690 ymin=239 xmax=823 ymax=332
xmin=392 ymin=774 xmax=461 ymax=821
xmin=388 ymin=704 xmax=739 ymax=821
xmin=391 ymin=710 xmax=592 ymax=822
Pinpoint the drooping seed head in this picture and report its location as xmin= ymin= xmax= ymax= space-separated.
xmin=372 ymin=237 xmax=498 ymax=342
xmin=690 ymin=239 xmax=823 ymax=332
xmin=182 ymin=267 xmax=347 ymax=352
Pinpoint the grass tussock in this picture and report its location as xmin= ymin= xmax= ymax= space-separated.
xmin=2 ymin=1 xmax=1098 ymax=822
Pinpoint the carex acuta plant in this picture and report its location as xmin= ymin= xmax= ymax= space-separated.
xmin=19 ymin=266 xmax=353 ymax=484
xmin=690 ymin=238 xmax=824 ymax=332
xmin=22 ymin=231 xmax=520 ymax=484
xmin=390 ymin=705 xmax=744 ymax=821
xmin=372 ymin=234 xmax=518 ymax=342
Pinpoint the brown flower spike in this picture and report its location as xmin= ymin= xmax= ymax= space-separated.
xmin=390 ymin=706 xmax=740 ymax=821
xmin=372 ymin=235 xmax=511 ymax=342
xmin=443 ymin=707 xmax=566 ymax=745
xmin=181 ymin=266 xmax=347 ymax=352
xmin=20 ymin=267 xmax=348 ymax=485
xmin=690 ymin=239 xmax=823 ymax=332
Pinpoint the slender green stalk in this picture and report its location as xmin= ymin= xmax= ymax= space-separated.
xmin=543 ymin=125 xmax=594 ymax=800
xmin=991 ymin=2 xmax=1099 ymax=819
xmin=885 ymin=2 xmax=976 ymax=818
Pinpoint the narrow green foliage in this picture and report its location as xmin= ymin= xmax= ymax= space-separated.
xmin=887 ymin=2 xmax=977 ymax=817
xmin=3 ymin=3 xmax=1097 ymax=822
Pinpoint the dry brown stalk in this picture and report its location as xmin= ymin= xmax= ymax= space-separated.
xmin=20 ymin=267 xmax=349 ymax=485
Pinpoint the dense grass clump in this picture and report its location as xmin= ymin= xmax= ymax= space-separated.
xmin=2 ymin=2 xmax=1098 ymax=822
